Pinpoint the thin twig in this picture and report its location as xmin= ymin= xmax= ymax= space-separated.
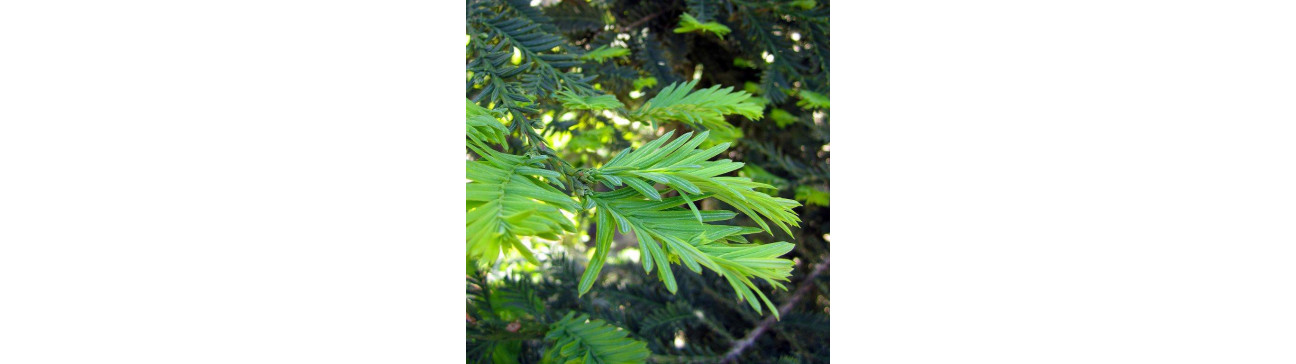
xmin=717 ymin=256 xmax=830 ymax=363
xmin=618 ymin=8 xmax=669 ymax=33
xmin=587 ymin=6 xmax=670 ymax=40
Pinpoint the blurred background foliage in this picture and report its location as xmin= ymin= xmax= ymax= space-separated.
xmin=467 ymin=0 xmax=828 ymax=362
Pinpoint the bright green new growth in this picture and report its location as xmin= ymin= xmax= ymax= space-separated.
xmin=544 ymin=312 xmax=651 ymax=364
xmin=466 ymin=102 xmax=579 ymax=265
xmin=557 ymin=90 xmax=625 ymax=111
xmin=632 ymin=76 xmax=657 ymax=91
xmin=466 ymin=99 xmax=508 ymax=146
xmin=796 ymin=89 xmax=830 ymax=109
xmin=592 ymin=130 xmax=799 ymax=236
xmin=467 ymin=0 xmax=829 ymax=361
xmin=630 ymin=80 xmax=764 ymax=138
xmin=468 ymin=88 xmax=797 ymax=317
xmin=769 ymin=108 xmax=797 ymax=128
xmin=580 ymin=45 xmax=631 ymax=63
xmin=674 ymin=13 xmax=731 ymax=38
xmin=577 ymin=131 xmax=801 ymax=318
xmin=795 ymin=185 xmax=830 ymax=207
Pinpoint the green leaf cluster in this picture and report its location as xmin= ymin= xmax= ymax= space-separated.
xmin=466 ymin=107 xmax=579 ymax=265
xmin=544 ymin=312 xmax=650 ymax=364
xmin=629 ymin=80 xmax=764 ymax=139
xmin=467 ymin=0 xmax=831 ymax=361
xmin=674 ymin=13 xmax=731 ymax=38
xmin=556 ymin=90 xmax=624 ymax=112
xmin=577 ymin=131 xmax=800 ymax=317
xmin=580 ymin=45 xmax=631 ymax=63
xmin=795 ymin=89 xmax=830 ymax=109
xmin=794 ymin=185 xmax=830 ymax=207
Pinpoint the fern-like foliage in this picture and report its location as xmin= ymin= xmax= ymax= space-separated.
xmin=467 ymin=99 xmax=509 ymax=148
xmin=557 ymin=90 xmax=625 ymax=112
xmin=581 ymin=45 xmax=632 ymax=63
xmin=629 ymin=80 xmax=763 ymax=138
xmin=469 ymin=0 xmax=594 ymax=97
xmin=674 ymin=13 xmax=731 ymax=38
xmin=468 ymin=0 xmax=604 ymax=133
xmin=575 ymin=131 xmax=800 ymax=317
xmin=466 ymin=0 xmax=831 ymax=360
xmin=544 ymin=312 xmax=650 ymax=364
xmin=466 ymin=117 xmax=579 ymax=265
xmin=795 ymin=89 xmax=830 ymax=109
xmin=593 ymin=193 xmax=797 ymax=316
xmin=593 ymin=131 xmax=799 ymax=236
xmin=640 ymin=301 xmax=702 ymax=336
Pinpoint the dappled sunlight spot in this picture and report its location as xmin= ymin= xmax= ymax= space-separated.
xmin=602 ymin=110 xmax=631 ymax=126
xmin=545 ymin=130 xmax=572 ymax=149
xmin=615 ymin=248 xmax=640 ymax=264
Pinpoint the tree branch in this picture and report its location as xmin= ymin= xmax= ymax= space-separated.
xmin=717 ymin=256 xmax=830 ymax=363
xmin=619 ymin=8 xmax=670 ymax=33
xmin=587 ymin=6 xmax=670 ymax=41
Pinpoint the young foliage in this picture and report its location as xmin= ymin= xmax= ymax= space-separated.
xmin=592 ymin=188 xmax=797 ymax=317
xmin=794 ymin=185 xmax=830 ymax=207
xmin=592 ymin=131 xmax=800 ymax=236
xmin=575 ymin=131 xmax=801 ymax=317
xmin=544 ymin=312 xmax=650 ymax=364
xmin=466 ymin=125 xmax=579 ymax=265
xmin=580 ymin=45 xmax=631 ymax=63
xmin=557 ymin=90 xmax=625 ymax=111
xmin=674 ymin=13 xmax=731 ymax=38
xmin=466 ymin=0 xmax=831 ymax=361
xmin=795 ymin=89 xmax=830 ymax=109
xmin=466 ymin=99 xmax=508 ymax=147
xmin=631 ymin=77 xmax=657 ymax=91
xmin=629 ymin=80 xmax=764 ymax=138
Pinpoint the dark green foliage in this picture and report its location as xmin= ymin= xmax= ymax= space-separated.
xmin=545 ymin=312 xmax=651 ymax=363
xmin=466 ymin=255 xmax=829 ymax=363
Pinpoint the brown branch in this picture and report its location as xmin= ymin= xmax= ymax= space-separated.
xmin=717 ymin=256 xmax=830 ymax=363
xmin=586 ymin=5 xmax=670 ymax=41
xmin=618 ymin=8 xmax=669 ymax=33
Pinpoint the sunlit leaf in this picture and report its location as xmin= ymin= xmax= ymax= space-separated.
xmin=673 ymin=13 xmax=731 ymax=38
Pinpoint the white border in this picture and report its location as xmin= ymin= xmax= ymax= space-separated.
xmin=849 ymin=0 xmax=1296 ymax=362
xmin=1 ymin=1 xmax=462 ymax=362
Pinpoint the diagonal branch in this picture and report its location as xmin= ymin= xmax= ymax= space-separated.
xmin=718 ymin=256 xmax=830 ymax=363
xmin=619 ymin=8 xmax=669 ymax=32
